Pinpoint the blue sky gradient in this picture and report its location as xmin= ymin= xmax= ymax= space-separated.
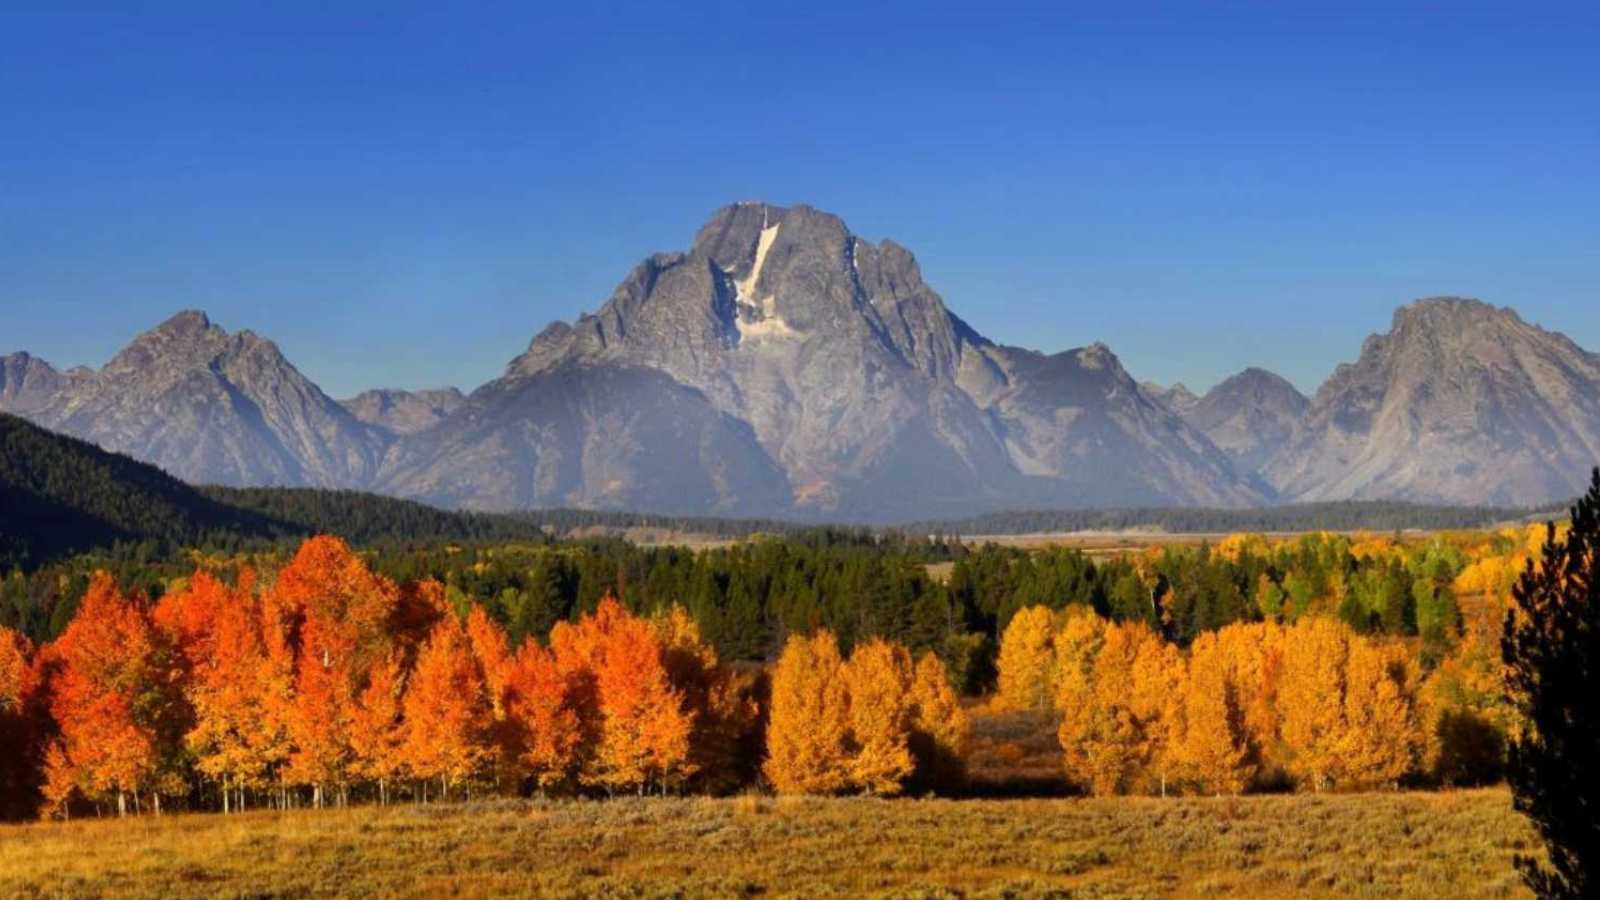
xmin=3 ymin=2 xmax=1597 ymax=397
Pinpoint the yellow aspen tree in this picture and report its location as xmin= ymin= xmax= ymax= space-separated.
xmin=1059 ymin=620 xmax=1146 ymax=795
xmin=1130 ymin=633 xmax=1185 ymax=796
xmin=1277 ymin=617 xmax=1352 ymax=791
xmin=1052 ymin=606 xmax=1106 ymax=713
xmin=764 ymin=630 xmax=852 ymax=795
xmin=907 ymin=651 xmax=969 ymax=791
xmin=1215 ymin=622 xmax=1286 ymax=777
xmin=995 ymin=606 xmax=1057 ymax=711
xmin=842 ymin=638 xmax=916 ymax=795
xmin=1338 ymin=638 xmax=1425 ymax=789
xmin=1180 ymin=631 xmax=1256 ymax=795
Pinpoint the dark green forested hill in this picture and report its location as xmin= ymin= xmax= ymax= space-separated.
xmin=0 ymin=413 xmax=289 ymax=566
xmin=0 ymin=415 xmax=558 ymax=567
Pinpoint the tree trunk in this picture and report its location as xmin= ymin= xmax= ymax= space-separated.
xmin=117 ymin=791 xmax=126 ymax=817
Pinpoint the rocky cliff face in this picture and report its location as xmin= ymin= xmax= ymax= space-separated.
xmin=398 ymin=202 xmax=1263 ymax=517
xmin=1184 ymin=368 xmax=1309 ymax=475
xmin=1265 ymin=298 xmax=1600 ymax=505
xmin=13 ymin=311 xmax=389 ymax=488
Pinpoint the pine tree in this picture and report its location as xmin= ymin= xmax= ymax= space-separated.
xmin=1503 ymin=468 xmax=1600 ymax=898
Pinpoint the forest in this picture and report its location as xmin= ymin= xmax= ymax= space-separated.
xmin=0 ymin=516 xmax=1546 ymax=820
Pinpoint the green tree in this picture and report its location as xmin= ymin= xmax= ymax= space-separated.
xmin=1503 ymin=469 xmax=1600 ymax=899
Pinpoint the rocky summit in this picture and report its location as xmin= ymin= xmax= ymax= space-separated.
xmin=4 ymin=209 xmax=1598 ymax=518
xmin=372 ymin=203 xmax=1261 ymax=517
xmin=1264 ymin=298 xmax=1600 ymax=506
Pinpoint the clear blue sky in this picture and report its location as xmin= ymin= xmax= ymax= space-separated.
xmin=3 ymin=2 xmax=1597 ymax=398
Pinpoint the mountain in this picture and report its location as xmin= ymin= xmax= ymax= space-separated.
xmin=8 ymin=311 xmax=390 ymax=489
xmin=1142 ymin=381 xmax=1201 ymax=417
xmin=0 ymin=353 xmax=83 ymax=415
xmin=1265 ymin=297 xmax=1600 ymax=505
xmin=375 ymin=202 xmax=1262 ymax=517
xmin=1184 ymin=368 xmax=1309 ymax=474
xmin=11 ymin=211 xmax=1593 ymax=517
xmin=340 ymin=387 xmax=465 ymax=435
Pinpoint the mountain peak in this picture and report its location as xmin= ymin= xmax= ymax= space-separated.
xmin=1267 ymin=296 xmax=1600 ymax=506
xmin=1391 ymin=296 xmax=1516 ymax=331
xmin=154 ymin=309 xmax=218 ymax=338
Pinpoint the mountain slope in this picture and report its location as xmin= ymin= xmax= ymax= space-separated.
xmin=19 ymin=311 xmax=391 ymax=488
xmin=340 ymin=387 xmax=465 ymax=435
xmin=394 ymin=202 xmax=1262 ymax=518
xmin=0 ymin=412 xmax=283 ymax=565
xmin=1266 ymin=297 xmax=1600 ymax=505
xmin=1185 ymin=368 xmax=1309 ymax=474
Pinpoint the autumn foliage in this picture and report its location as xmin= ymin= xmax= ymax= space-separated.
xmin=4 ymin=537 xmax=765 ymax=818
xmin=0 ymin=523 xmax=1558 ymax=818
xmin=765 ymin=629 xmax=968 ymax=795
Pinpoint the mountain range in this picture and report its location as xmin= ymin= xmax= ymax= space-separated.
xmin=4 ymin=202 xmax=1597 ymax=520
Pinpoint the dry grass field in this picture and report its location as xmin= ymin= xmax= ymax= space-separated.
xmin=0 ymin=789 xmax=1531 ymax=898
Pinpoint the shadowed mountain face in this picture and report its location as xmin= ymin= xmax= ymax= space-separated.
xmin=1 ymin=311 xmax=389 ymax=488
xmin=1264 ymin=298 xmax=1600 ymax=506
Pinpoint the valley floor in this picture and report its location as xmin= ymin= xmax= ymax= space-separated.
xmin=0 ymin=789 xmax=1530 ymax=898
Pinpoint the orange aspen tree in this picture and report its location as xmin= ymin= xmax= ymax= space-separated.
xmin=1180 ymin=631 xmax=1256 ymax=795
xmin=39 ymin=573 xmax=167 ymax=817
xmin=764 ymin=629 xmax=852 ymax=794
xmin=504 ymin=640 xmax=583 ymax=792
xmin=270 ymin=536 xmax=401 ymax=808
xmin=588 ymin=612 xmax=694 ymax=794
xmin=401 ymin=614 xmax=491 ymax=801
xmin=995 ymin=606 xmax=1057 ymax=711
xmin=171 ymin=574 xmax=285 ymax=812
xmin=465 ymin=606 xmax=520 ymax=786
xmin=1213 ymin=622 xmax=1287 ymax=777
xmin=348 ymin=652 xmax=406 ymax=806
xmin=842 ymin=638 xmax=915 ymax=795
xmin=908 ymin=651 xmax=969 ymax=791
xmin=282 ymin=614 xmax=359 ymax=808
xmin=0 ymin=626 xmax=40 ymax=819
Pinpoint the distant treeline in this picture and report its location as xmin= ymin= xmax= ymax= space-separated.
xmin=905 ymin=500 xmax=1566 ymax=536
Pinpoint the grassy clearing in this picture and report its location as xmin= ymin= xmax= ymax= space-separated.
xmin=0 ymin=789 xmax=1530 ymax=898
